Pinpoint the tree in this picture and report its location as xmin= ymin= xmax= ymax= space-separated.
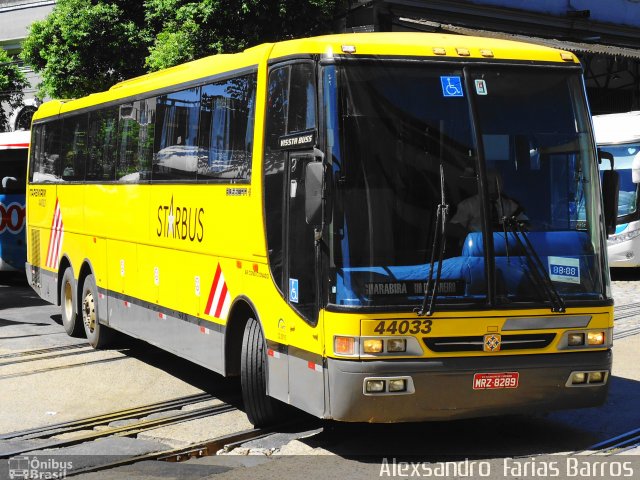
xmin=145 ymin=0 xmax=343 ymax=71
xmin=21 ymin=0 xmax=149 ymax=99
xmin=21 ymin=0 xmax=343 ymax=98
xmin=0 ymin=49 xmax=28 ymax=132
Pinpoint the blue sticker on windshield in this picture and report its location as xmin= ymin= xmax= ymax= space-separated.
xmin=548 ymin=256 xmax=580 ymax=284
xmin=441 ymin=76 xmax=464 ymax=97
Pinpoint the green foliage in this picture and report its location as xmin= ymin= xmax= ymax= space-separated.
xmin=21 ymin=0 xmax=343 ymax=98
xmin=0 ymin=49 xmax=28 ymax=132
xmin=144 ymin=0 xmax=343 ymax=71
xmin=21 ymin=0 xmax=150 ymax=99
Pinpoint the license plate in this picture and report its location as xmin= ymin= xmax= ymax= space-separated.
xmin=473 ymin=372 xmax=519 ymax=390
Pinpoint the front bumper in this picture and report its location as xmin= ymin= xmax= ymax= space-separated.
xmin=327 ymin=350 xmax=611 ymax=422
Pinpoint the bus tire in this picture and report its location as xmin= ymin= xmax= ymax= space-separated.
xmin=60 ymin=268 xmax=84 ymax=337
xmin=240 ymin=317 xmax=285 ymax=427
xmin=81 ymin=274 xmax=113 ymax=349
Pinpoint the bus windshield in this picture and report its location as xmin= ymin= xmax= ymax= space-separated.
xmin=324 ymin=62 xmax=605 ymax=309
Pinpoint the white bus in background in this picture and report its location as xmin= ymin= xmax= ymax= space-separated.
xmin=593 ymin=111 xmax=640 ymax=267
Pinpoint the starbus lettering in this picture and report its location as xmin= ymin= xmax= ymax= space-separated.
xmin=156 ymin=196 xmax=204 ymax=242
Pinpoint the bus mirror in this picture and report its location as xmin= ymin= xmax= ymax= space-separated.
xmin=632 ymin=152 xmax=640 ymax=184
xmin=601 ymin=169 xmax=619 ymax=236
xmin=305 ymin=162 xmax=323 ymax=225
xmin=1 ymin=176 xmax=17 ymax=191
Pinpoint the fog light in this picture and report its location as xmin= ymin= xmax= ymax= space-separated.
xmin=588 ymin=371 xmax=605 ymax=384
xmin=571 ymin=372 xmax=587 ymax=384
xmin=363 ymin=339 xmax=383 ymax=353
xmin=386 ymin=338 xmax=407 ymax=353
xmin=568 ymin=333 xmax=585 ymax=346
xmin=334 ymin=336 xmax=355 ymax=355
xmin=388 ymin=379 xmax=407 ymax=392
xmin=366 ymin=380 xmax=385 ymax=393
xmin=587 ymin=331 xmax=605 ymax=345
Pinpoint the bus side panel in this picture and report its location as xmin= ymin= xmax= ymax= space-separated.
xmin=286 ymin=314 xmax=326 ymax=418
xmin=253 ymin=278 xmax=326 ymax=416
xmin=106 ymin=243 xmax=226 ymax=374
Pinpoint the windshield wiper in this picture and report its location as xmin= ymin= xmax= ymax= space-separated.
xmin=416 ymin=163 xmax=449 ymax=316
xmin=502 ymin=216 xmax=566 ymax=313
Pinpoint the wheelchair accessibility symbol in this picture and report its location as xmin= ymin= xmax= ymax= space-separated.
xmin=440 ymin=76 xmax=464 ymax=97
xmin=289 ymin=278 xmax=299 ymax=303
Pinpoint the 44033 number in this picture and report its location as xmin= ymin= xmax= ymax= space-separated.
xmin=373 ymin=319 xmax=433 ymax=335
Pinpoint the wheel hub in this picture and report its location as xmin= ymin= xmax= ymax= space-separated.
xmin=83 ymin=290 xmax=96 ymax=333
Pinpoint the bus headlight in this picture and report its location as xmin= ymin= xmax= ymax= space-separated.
xmin=587 ymin=331 xmax=605 ymax=345
xmin=386 ymin=338 xmax=407 ymax=352
xmin=568 ymin=333 xmax=585 ymax=346
xmin=363 ymin=339 xmax=383 ymax=353
xmin=562 ymin=329 xmax=611 ymax=349
xmin=365 ymin=380 xmax=385 ymax=393
xmin=570 ymin=372 xmax=587 ymax=384
xmin=388 ymin=379 xmax=407 ymax=392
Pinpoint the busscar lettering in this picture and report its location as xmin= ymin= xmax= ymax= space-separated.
xmin=156 ymin=196 xmax=204 ymax=242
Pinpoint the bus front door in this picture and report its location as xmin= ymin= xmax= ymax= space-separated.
xmin=285 ymin=151 xmax=325 ymax=417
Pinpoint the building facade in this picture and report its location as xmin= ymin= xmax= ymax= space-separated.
xmin=0 ymin=0 xmax=55 ymax=131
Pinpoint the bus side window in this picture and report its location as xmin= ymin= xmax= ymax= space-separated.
xmin=153 ymin=87 xmax=200 ymax=182
xmin=29 ymin=125 xmax=42 ymax=182
xmin=33 ymin=120 xmax=62 ymax=183
xmin=117 ymin=99 xmax=154 ymax=182
xmin=87 ymin=107 xmax=119 ymax=182
xmin=60 ymin=113 xmax=88 ymax=181
xmin=197 ymin=73 xmax=256 ymax=182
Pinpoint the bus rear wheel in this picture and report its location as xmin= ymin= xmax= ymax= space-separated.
xmin=60 ymin=268 xmax=84 ymax=337
xmin=81 ymin=274 xmax=113 ymax=349
xmin=240 ymin=317 xmax=286 ymax=427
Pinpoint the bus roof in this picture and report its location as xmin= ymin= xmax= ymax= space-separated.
xmin=0 ymin=130 xmax=30 ymax=150
xmin=593 ymin=111 xmax=640 ymax=145
xmin=32 ymin=32 xmax=579 ymax=123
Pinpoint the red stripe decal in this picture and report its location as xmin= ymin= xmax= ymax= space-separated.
xmin=204 ymin=264 xmax=221 ymax=315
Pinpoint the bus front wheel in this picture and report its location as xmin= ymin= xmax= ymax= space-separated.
xmin=240 ymin=317 xmax=285 ymax=427
xmin=60 ymin=268 xmax=84 ymax=337
xmin=81 ymin=274 xmax=113 ymax=349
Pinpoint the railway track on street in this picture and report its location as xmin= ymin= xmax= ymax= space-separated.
xmin=582 ymin=426 xmax=640 ymax=455
xmin=0 ymin=394 xmax=233 ymax=459
xmin=613 ymin=302 xmax=640 ymax=340
xmin=0 ymin=343 xmax=94 ymax=367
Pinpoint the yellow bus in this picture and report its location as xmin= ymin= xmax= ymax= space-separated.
xmin=26 ymin=33 xmax=618 ymax=426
